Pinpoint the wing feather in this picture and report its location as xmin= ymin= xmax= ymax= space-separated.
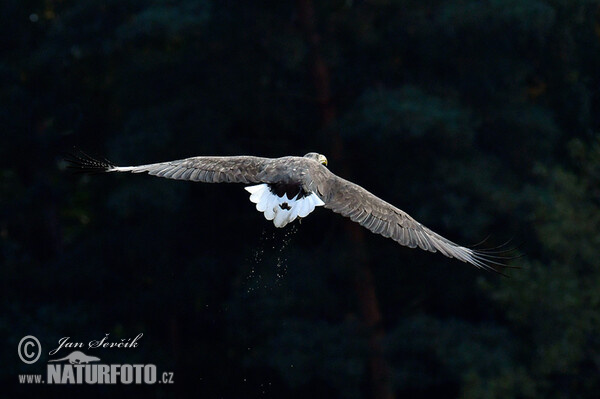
xmin=315 ymin=172 xmax=506 ymax=272
xmin=155 ymin=166 xmax=176 ymax=177
xmin=189 ymin=168 xmax=201 ymax=181
xmin=70 ymin=154 xmax=273 ymax=184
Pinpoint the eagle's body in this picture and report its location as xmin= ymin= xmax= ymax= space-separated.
xmin=69 ymin=152 xmax=508 ymax=272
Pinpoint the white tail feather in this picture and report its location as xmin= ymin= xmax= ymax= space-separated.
xmin=244 ymin=184 xmax=324 ymax=228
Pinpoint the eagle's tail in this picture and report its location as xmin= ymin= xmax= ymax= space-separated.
xmin=64 ymin=149 xmax=116 ymax=174
xmin=245 ymin=184 xmax=324 ymax=228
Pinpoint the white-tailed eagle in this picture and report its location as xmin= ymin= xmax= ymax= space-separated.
xmin=68 ymin=151 xmax=510 ymax=272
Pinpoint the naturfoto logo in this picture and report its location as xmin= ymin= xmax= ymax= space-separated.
xmin=17 ymin=334 xmax=174 ymax=385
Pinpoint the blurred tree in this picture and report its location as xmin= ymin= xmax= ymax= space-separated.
xmin=475 ymin=136 xmax=600 ymax=398
xmin=1 ymin=0 xmax=600 ymax=398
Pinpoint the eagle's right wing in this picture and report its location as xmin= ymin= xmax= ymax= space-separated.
xmin=67 ymin=151 xmax=271 ymax=184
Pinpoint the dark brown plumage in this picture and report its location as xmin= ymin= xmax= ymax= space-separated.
xmin=67 ymin=151 xmax=510 ymax=272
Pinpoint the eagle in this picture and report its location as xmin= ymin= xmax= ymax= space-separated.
xmin=68 ymin=151 xmax=510 ymax=272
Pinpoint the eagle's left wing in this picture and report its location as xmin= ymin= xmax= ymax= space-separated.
xmin=313 ymin=170 xmax=508 ymax=272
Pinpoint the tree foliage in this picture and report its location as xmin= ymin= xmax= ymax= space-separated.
xmin=1 ymin=0 xmax=600 ymax=397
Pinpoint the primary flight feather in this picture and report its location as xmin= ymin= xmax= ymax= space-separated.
xmin=68 ymin=151 xmax=509 ymax=272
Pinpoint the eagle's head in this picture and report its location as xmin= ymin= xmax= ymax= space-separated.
xmin=303 ymin=152 xmax=328 ymax=166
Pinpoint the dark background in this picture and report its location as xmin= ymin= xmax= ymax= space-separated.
xmin=2 ymin=0 xmax=600 ymax=398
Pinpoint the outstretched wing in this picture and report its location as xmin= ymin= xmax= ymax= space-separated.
xmin=314 ymin=172 xmax=507 ymax=272
xmin=67 ymin=151 xmax=271 ymax=184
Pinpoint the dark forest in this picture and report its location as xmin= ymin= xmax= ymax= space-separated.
xmin=2 ymin=1 xmax=600 ymax=398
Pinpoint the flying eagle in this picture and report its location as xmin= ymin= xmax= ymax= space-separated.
xmin=68 ymin=151 xmax=509 ymax=272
